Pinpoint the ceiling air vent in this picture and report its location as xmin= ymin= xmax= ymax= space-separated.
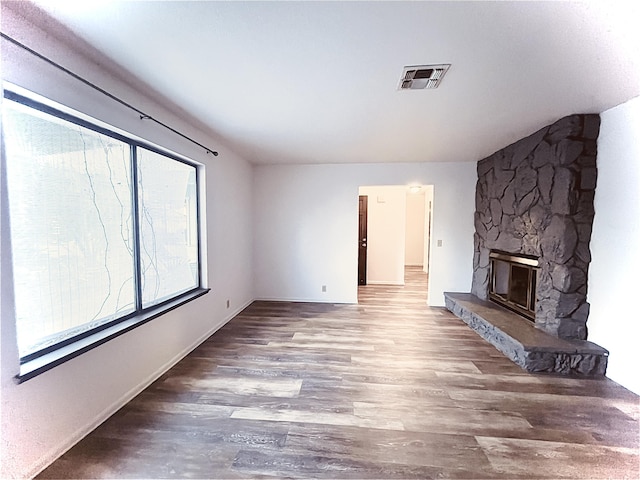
xmin=399 ymin=64 xmax=450 ymax=90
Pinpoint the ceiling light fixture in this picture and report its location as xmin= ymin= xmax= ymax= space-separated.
xmin=399 ymin=64 xmax=451 ymax=90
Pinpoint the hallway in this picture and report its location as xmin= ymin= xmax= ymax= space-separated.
xmin=358 ymin=265 xmax=429 ymax=307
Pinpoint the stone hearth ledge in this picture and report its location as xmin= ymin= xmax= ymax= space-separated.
xmin=444 ymin=292 xmax=608 ymax=376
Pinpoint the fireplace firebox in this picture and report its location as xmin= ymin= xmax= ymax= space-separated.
xmin=489 ymin=251 xmax=539 ymax=321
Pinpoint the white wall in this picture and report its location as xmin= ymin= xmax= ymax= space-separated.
xmin=588 ymin=95 xmax=640 ymax=395
xmin=1 ymin=6 xmax=254 ymax=478
xmin=359 ymin=186 xmax=406 ymax=285
xmin=253 ymin=162 xmax=476 ymax=305
xmin=405 ymin=191 xmax=426 ymax=266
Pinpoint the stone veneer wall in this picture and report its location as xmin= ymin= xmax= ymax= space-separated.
xmin=471 ymin=114 xmax=600 ymax=341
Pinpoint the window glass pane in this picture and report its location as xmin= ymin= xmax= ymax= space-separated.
xmin=3 ymin=100 xmax=135 ymax=357
xmin=137 ymin=148 xmax=198 ymax=307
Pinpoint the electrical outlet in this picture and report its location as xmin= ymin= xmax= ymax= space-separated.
xmin=322 ymin=285 xmax=327 ymax=292
xmin=226 ymin=299 xmax=230 ymax=309
xmin=437 ymin=239 xmax=443 ymax=247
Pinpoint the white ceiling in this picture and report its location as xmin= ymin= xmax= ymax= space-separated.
xmin=25 ymin=1 xmax=640 ymax=165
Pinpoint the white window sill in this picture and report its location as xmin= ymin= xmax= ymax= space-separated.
xmin=16 ymin=288 xmax=210 ymax=383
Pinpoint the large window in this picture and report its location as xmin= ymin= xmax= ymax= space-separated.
xmin=2 ymin=88 xmax=206 ymax=378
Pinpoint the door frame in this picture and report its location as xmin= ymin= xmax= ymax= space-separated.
xmin=358 ymin=195 xmax=368 ymax=285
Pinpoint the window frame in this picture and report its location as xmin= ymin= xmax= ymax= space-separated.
xmin=3 ymin=87 xmax=210 ymax=382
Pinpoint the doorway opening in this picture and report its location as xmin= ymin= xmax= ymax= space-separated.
xmin=357 ymin=185 xmax=433 ymax=305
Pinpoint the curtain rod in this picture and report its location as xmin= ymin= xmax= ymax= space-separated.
xmin=0 ymin=32 xmax=219 ymax=157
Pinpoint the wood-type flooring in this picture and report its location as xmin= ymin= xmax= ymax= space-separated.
xmin=39 ymin=267 xmax=640 ymax=479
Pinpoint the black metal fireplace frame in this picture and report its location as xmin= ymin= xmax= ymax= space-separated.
xmin=489 ymin=251 xmax=539 ymax=321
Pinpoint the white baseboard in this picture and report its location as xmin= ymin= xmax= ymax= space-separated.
xmin=255 ymin=296 xmax=355 ymax=304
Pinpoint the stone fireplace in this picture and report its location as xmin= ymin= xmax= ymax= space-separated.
xmin=472 ymin=114 xmax=601 ymax=340
xmin=445 ymin=114 xmax=608 ymax=376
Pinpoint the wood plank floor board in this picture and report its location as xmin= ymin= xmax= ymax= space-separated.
xmin=283 ymin=423 xmax=494 ymax=473
xmin=230 ymin=406 xmax=406 ymax=431
xmin=476 ymin=436 xmax=639 ymax=479
xmin=191 ymin=392 xmax=356 ymax=415
xmin=38 ymin=431 xmax=243 ymax=479
xmin=434 ymin=370 xmax=640 ymax=398
xmin=213 ymin=364 xmax=345 ymax=382
xmin=158 ymin=376 xmax=304 ymax=398
xmin=38 ymin=267 xmax=640 ymax=479
xmin=190 ymin=346 xmax=354 ymax=365
xmin=93 ymin=412 xmax=291 ymax=451
xmin=229 ymin=449 xmax=512 ymax=480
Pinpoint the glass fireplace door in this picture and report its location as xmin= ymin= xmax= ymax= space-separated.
xmin=489 ymin=251 xmax=538 ymax=321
